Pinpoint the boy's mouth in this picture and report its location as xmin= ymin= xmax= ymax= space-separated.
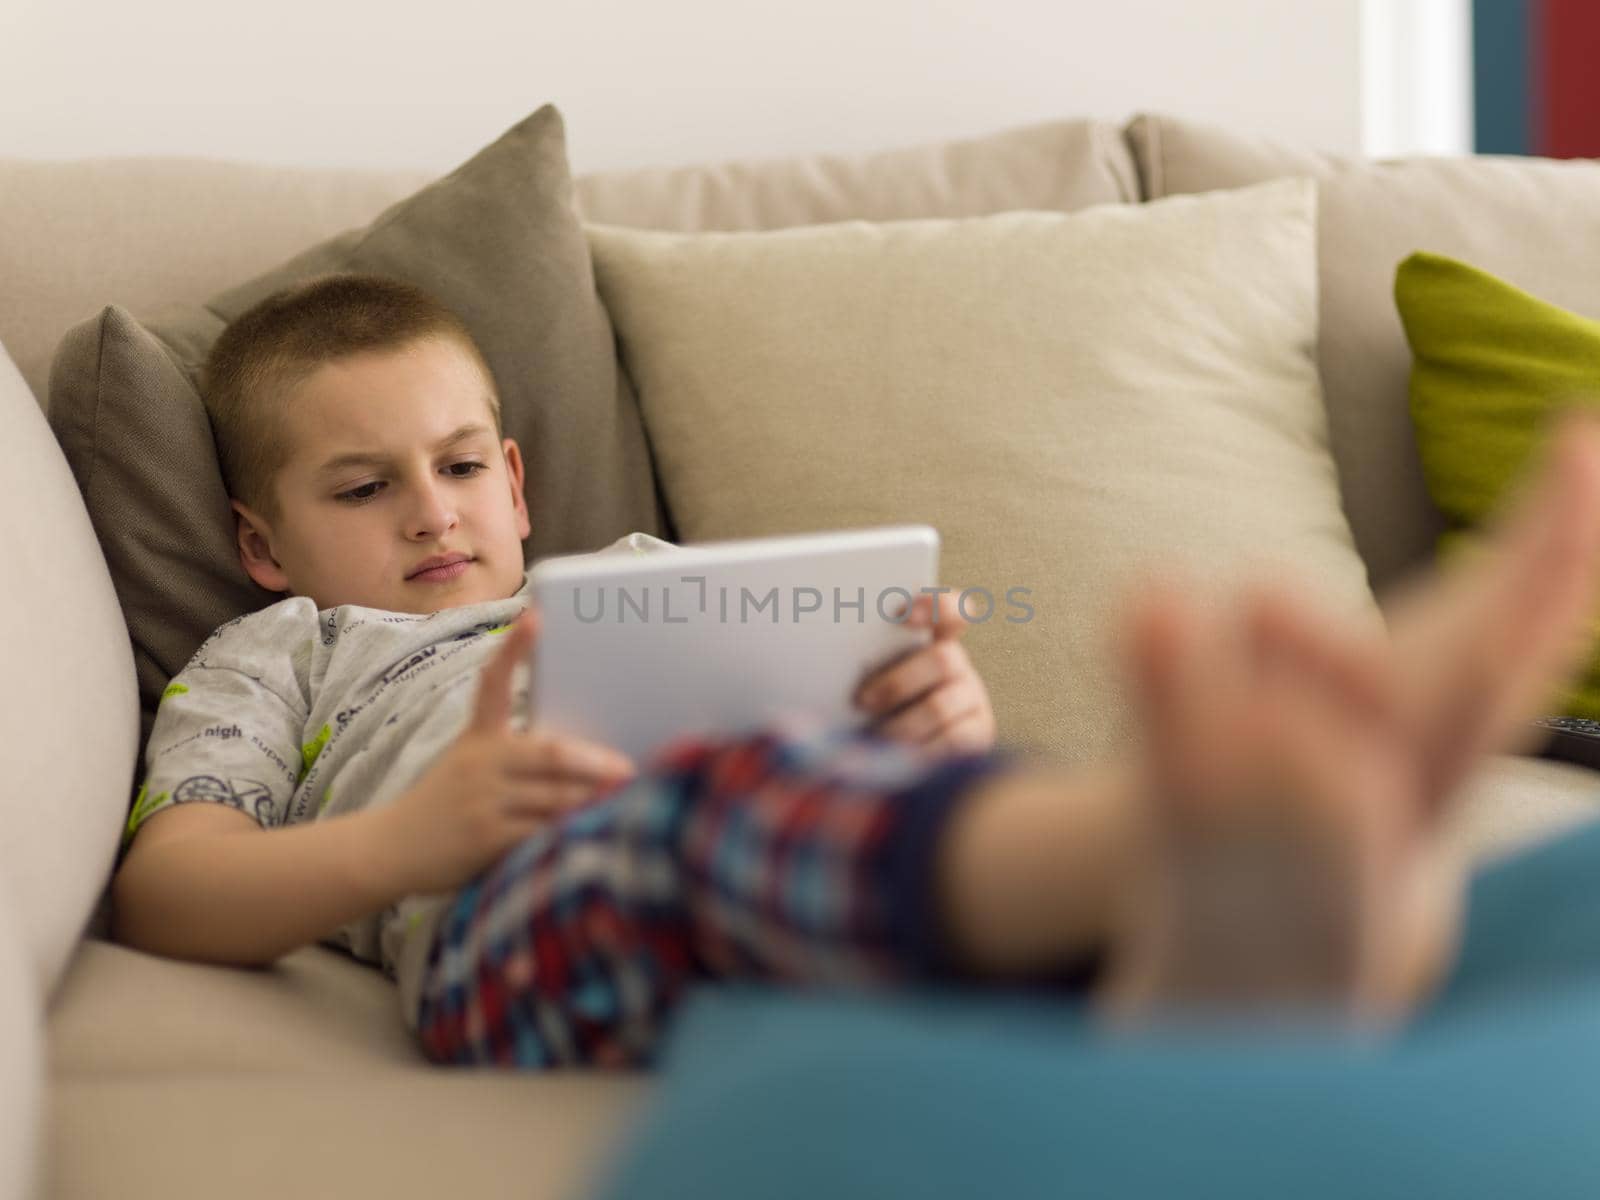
xmin=407 ymin=553 xmax=474 ymax=583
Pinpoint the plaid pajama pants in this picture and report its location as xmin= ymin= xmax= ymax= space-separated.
xmin=413 ymin=720 xmax=1017 ymax=1068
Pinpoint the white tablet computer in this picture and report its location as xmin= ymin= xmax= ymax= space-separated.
xmin=527 ymin=525 xmax=940 ymax=765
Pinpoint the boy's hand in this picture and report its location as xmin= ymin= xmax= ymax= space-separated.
xmin=853 ymin=591 xmax=997 ymax=755
xmin=372 ymin=608 xmax=636 ymax=896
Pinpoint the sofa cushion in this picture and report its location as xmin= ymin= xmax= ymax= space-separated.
xmin=0 ymin=342 xmax=136 ymax=1003
xmin=44 ymin=936 xmax=649 ymax=1199
xmin=46 ymin=1071 xmax=649 ymax=1200
xmin=1125 ymin=112 xmax=1600 ymax=598
xmin=46 ymin=105 xmax=664 ymax=777
xmin=588 ymin=178 xmax=1379 ymax=763
xmin=574 ymin=117 xmax=1138 ymax=232
xmin=1127 ymin=112 xmax=1345 ymax=200
xmin=1443 ymin=755 xmax=1600 ymax=865
xmin=48 ymin=940 xmax=423 ymax=1076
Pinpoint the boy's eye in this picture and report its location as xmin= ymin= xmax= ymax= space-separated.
xmin=334 ymin=462 xmax=485 ymax=505
xmin=336 ymin=481 xmax=384 ymax=504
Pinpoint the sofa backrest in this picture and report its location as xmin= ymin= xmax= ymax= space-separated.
xmin=0 ymin=158 xmax=432 ymax=411
xmin=573 ymin=118 xmax=1138 ymax=231
xmin=0 ymin=117 xmax=1138 ymax=412
xmin=1126 ymin=112 xmax=1600 ymax=596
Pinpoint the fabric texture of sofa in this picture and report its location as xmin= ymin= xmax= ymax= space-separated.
xmin=5 ymin=109 xmax=1600 ymax=1199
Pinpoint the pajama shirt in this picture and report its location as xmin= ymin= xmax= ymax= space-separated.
xmin=127 ymin=532 xmax=677 ymax=1023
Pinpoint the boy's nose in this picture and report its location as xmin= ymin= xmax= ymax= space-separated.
xmin=406 ymin=480 xmax=459 ymax=539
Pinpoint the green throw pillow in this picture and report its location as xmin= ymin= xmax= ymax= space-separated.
xmin=1396 ymin=250 xmax=1600 ymax=718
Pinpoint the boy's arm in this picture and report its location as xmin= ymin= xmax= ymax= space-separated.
xmin=117 ymin=611 xmax=361 ymax=965
xmin=112 ymin=610 xmax=623 ymax=968
xmin=111 ymin=800 xmax=407 ymax=967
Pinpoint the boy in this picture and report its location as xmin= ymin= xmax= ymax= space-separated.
xmin=111 ymin=272 xmax=1600 ymax=1067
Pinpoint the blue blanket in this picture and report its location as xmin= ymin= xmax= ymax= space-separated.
xmin=593 ymin=817 xmax=1600 ymax=1199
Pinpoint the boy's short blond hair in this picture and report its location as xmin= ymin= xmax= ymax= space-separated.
xmin=202 ymin=273 xmax=502 ymax=522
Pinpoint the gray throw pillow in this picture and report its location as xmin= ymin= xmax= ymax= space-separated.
xmin=47 ymin=104 xmax=665 ymax=766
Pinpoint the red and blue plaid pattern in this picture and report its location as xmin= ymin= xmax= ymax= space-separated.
xmin=414 ymin=718 xmax=1006 ymax=1068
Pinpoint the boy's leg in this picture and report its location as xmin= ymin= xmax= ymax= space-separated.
xmin=413 ymin=723 xmax=1110 ymax=1069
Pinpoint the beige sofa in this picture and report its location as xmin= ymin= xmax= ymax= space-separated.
xmin=6 ymin=111 xmax=1600 ymax=1200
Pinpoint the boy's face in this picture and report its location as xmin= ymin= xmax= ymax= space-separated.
xmin=232 ymin=335 xmax=532 ymax=614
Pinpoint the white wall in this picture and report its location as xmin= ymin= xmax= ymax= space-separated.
xmin=0 ymin=0 xmax=1363 ymax=174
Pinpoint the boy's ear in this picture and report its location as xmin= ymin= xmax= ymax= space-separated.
xmin=502 ymin=436 xmax=532 ymax=542
xmin=232 ymin=500 xmax=291 ymax=594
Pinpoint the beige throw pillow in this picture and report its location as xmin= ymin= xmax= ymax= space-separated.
xmin=587 ymin=179 xmax=1379 ymax=763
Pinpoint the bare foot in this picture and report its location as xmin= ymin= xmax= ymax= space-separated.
xmin=1094 ymin=584 xmax=1454 ymax=1027
xmin=1095 ymin=413 xmax=1600 ymax=1029
xmin=1385 ymin=411 xmax=1600 ymax=804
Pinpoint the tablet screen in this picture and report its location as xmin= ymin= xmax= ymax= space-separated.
xmin=529 ymin=525 xmax=939 ymax=765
